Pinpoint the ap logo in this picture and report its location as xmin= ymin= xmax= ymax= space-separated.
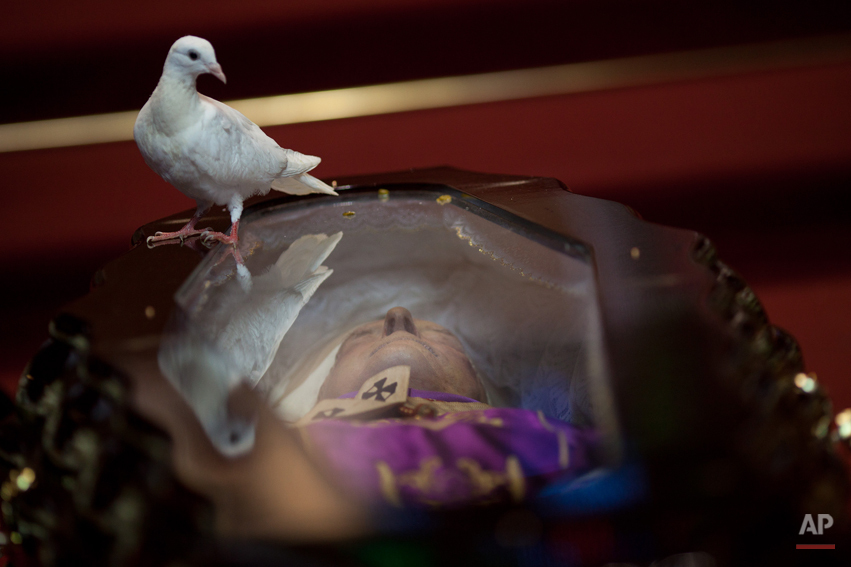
xmin=799 ymin=514 xmax=833 ymax=535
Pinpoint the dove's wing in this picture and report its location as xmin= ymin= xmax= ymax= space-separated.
xmin=188 ymin=95 xmax=290 ymax=194
xmin=263 ymin=232 xmax=344 ymax=290
xmin=213 ymin=232 xmax=344 ymax=383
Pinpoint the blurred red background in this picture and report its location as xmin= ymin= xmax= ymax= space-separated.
xmin=1 ymin=0 xmax=850 ymax=429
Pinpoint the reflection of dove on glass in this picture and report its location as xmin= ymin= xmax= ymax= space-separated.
xmin=159 ymin=232 xmax=343 ymax=456
xmin=134 ymin=36 xmax=337 ymax=262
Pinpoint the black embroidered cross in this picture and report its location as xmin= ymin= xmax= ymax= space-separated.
xmin=313 ymin=407 xmax=346 ymax=420
xmin=362 ymin=377 xmax=397 ymax=402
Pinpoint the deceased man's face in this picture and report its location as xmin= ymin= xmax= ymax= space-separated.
xmin=318 ymin=307 xmax=485 ymax=401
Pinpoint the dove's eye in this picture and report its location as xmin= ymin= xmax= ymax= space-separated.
xmin=188 ymin=50 xmax=199 ymax=61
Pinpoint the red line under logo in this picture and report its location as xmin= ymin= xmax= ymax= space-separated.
xmin=796 ymin=544 xmax=835 ymax=549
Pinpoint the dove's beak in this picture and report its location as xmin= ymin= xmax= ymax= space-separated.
xmin=208 ymin=63 xmax=227 ymax=84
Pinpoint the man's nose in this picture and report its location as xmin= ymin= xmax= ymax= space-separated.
xmin=383 ymin=307 xmax=419 ymax=337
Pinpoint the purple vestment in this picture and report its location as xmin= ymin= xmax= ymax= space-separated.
xmin=301 ymin=389 xmax=596 ymax=508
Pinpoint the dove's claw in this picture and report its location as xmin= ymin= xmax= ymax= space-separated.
xmin=200 ymin=230 xmax=237 ymax=246
xmin=146 ymin=227 xmax=210 ymax=246
xmin=201 ymin=218 xmax=240 ymax=247
xmin=202 ymin=219 xmax=244 ymax=268
xmin=200 ymin=230 xmax=222 ymax=247
xmin=147 ymin=237 xmax=186 ymax=250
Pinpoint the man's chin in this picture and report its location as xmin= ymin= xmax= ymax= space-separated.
xmin=367 ymin=348 xmax=485 ymax=401
xmin=363 ymin=345 xmax=440 ymax=389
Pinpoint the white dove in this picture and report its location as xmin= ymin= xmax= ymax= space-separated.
xmin=134 ymin=36 xmax=337 ymax=258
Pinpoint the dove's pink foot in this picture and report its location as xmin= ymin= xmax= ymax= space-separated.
xmin=202 ymin=220 xmax=245 ymax=265
xmin=146 ymin=211 xmax=212 ymax=247
xmin=213 ymin=243 xmax=246 ymax=267
xmin=146 ymin=227 xmax=212 ymax=246
xmin=201 ymin=231 xmax=237 ymax=246
xmin=201 ymin=219 xmax=239 ymax=245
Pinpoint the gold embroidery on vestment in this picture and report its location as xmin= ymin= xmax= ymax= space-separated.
xmin=537 ymin=410 xmax=569 ymax=469
xmin=376 ymin=461 xmax=401 ymax=507
xmin=456 ymin=458 xmax=504 ymax=497
xmin=339 ymin=409 xmax=503 ymax=431
xmin=378 ymin=454 xmax=526 ymax=506
xmin=396 ymin=456 xmax=442 ymax=494
xmin=537 ymin=410 xmax=555 ymax=432
xmin=557 ymin=429 xmax=570 ymax=469
xmin=506 ymin=455 xmax=525 ymax=502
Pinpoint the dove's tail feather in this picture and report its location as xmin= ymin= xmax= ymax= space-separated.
xmin=272 ymin=150 xmax=337 ymax=195
xmin=264 ymin=232 xmax=343 ymax=290
xmin=299 ymin=172 xmax=339 ymax=195
xmin=294 ymin=267 xmax=334 ymax=298
xmin=283 ymin=149 xmax=321 ymax=172
xmin=270 ymin=173 xmax=338 ymax=196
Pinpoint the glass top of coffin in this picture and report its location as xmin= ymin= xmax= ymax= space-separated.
xmin=163 ymin=187 xmax=616 ymax=466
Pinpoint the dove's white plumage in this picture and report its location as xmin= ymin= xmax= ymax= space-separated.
xmin=134 ymin=36 xmax=336 ymax=250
